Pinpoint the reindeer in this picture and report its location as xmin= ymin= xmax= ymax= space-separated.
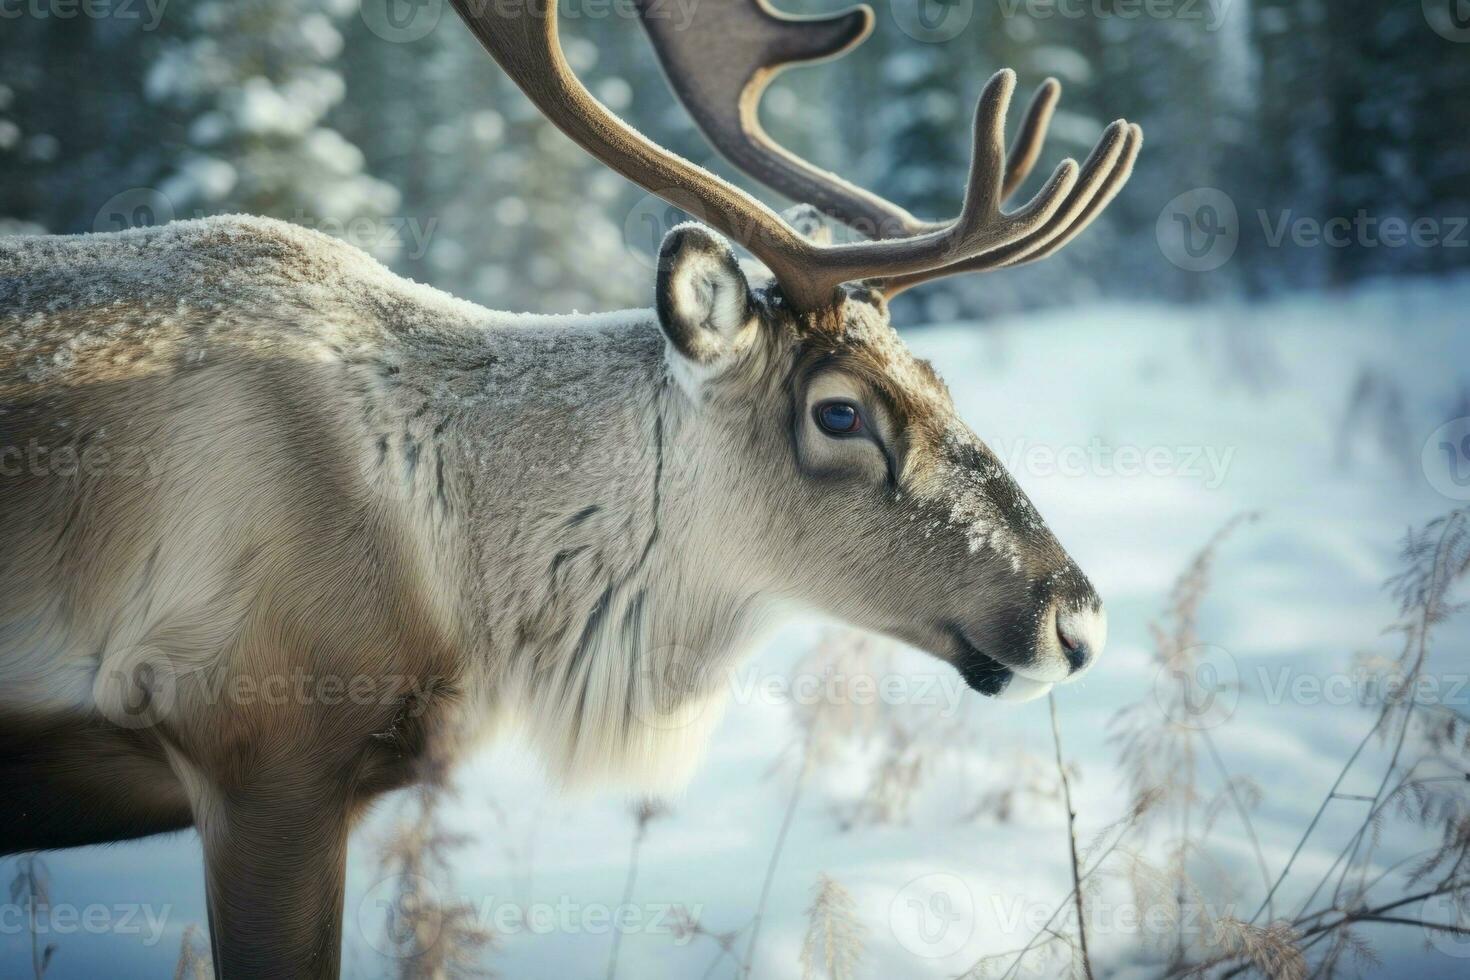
xmin=0 ymin=1 xmax=1139 ymax=975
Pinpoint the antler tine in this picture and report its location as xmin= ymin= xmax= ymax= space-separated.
xmin=879 ymin=121 xmax=1142 ymax=296
xmin=1002 ymin=78 xmax=1062 ymax=203
xmin=1010 ymin=123 xmax=1142 ymax=263
xmin=633 ymin=0 xmax=923 ymax=237
xmin=746 ymin=69 xmax=1084 ymax=300
xmin=636 ymin=0 xmax=1065 ymax=240
xmin=948 ymin=71 xmax=1080 ymax=252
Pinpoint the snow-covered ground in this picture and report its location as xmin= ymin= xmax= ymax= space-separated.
xmin=6 ymin=275 xmax=1469 ymax=979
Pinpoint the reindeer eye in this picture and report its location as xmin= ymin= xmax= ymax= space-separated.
xmin=815 ymin=401 xmax=862 ymax=435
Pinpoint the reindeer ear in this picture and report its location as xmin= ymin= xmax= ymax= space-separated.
xmin=655 ymin=224 xmax=754 ymax=373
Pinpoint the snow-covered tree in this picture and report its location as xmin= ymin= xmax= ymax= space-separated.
xmin=146 ymin=0 xmax=399 ymax=255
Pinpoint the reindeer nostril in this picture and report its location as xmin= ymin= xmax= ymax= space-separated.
xmin=1055 ymin=605 xmax=1106 ymax=674
xmin=1057 ymin=623 xmax=1088 ymax=671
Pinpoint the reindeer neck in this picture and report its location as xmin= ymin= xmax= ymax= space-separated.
xmin=394 ymin=309 xmax=774 ymax=786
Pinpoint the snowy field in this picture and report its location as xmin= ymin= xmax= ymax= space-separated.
xmin=5 ymin=274 xmax=1469 ymax=979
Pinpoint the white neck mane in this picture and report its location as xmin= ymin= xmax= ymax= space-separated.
xmin=389 ymin=311 xmax=780 ymax=790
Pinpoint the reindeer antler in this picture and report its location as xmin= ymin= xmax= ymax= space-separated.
xmin=881 ymin=116 xmax=1142 ymax=296
xmin=635 ymin=0 xmax=1070 ymax=238
xmin=448 ymin=0 xmax=1139 ymax=312
xmin=634 ymin=0 xmax=1141 ymax=294
xmin=634 ymin=0 xmax=909 ymax=235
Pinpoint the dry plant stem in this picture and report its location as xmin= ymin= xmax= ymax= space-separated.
xmin=1048 ymin=694 xmax=1096 ymax=980
xmin=1214 ymin=516 xmax=1470 ymax=978
xmin=1200 ymin=730 xmax=1275 ymax=921
xmin=29 ymin=882 xmax=41 ymax=980
xmin=1330 ymin=611 xmax=1433 ymax=909
xmin=1287 ymin=758 xmax=1462 ymax=958
xmin=1203 ymin=879 xmax=1470 ymax=980
xmin=9 ymin=856 xmax=53 ymax=980
xmin=172 ymin=924 xmax=211 ymax=980
xmin=991 ymin=813 xmax=1137 ymax=979
xmin=698 ymin=922 xmax=751 ymax=980
xmin=606 ymin=818 xmax=649 ymax=980
xmin=1288 ymin=762 xmax=1422 ymax=923
xmin=1022 ymin=516 xmax=1264 ymax=980
xmin=1174 ymin=788 xmax=1192 ymax=967
xmin=1254 ymin=514 xmax=1455 ymax=929
xmin=742 ymin=728 xmax=816 ymax=979
xmin=700 ymin=948 xmax=732 ymax=980
xmin=1247 ymin=715 xmax=1381 ymax=925
xmin=486 ymin=796 xmax=540 ymax=907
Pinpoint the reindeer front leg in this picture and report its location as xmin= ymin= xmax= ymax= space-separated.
xmin=194 ymin=777 xmax=353 ymax=979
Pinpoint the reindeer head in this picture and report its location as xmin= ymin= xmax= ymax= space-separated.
xmin=451 ymin=0 xmax=1140 ymax=699
xmin=651 ymin=221 xmax=1104 ymax=700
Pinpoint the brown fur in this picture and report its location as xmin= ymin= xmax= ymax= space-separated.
xmin=2 ymin=318 xmax=470 ymax=975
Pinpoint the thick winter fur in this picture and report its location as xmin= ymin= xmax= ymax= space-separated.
xmin=0 ymin=216 xmax=1103 ymax=976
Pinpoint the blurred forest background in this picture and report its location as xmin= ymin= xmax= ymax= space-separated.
xmin=2 ymin=0 xmax=1468 ymax=322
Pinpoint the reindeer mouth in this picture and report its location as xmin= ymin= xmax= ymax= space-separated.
xmin=949 ymin=628 xmax=1013 ymax=697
